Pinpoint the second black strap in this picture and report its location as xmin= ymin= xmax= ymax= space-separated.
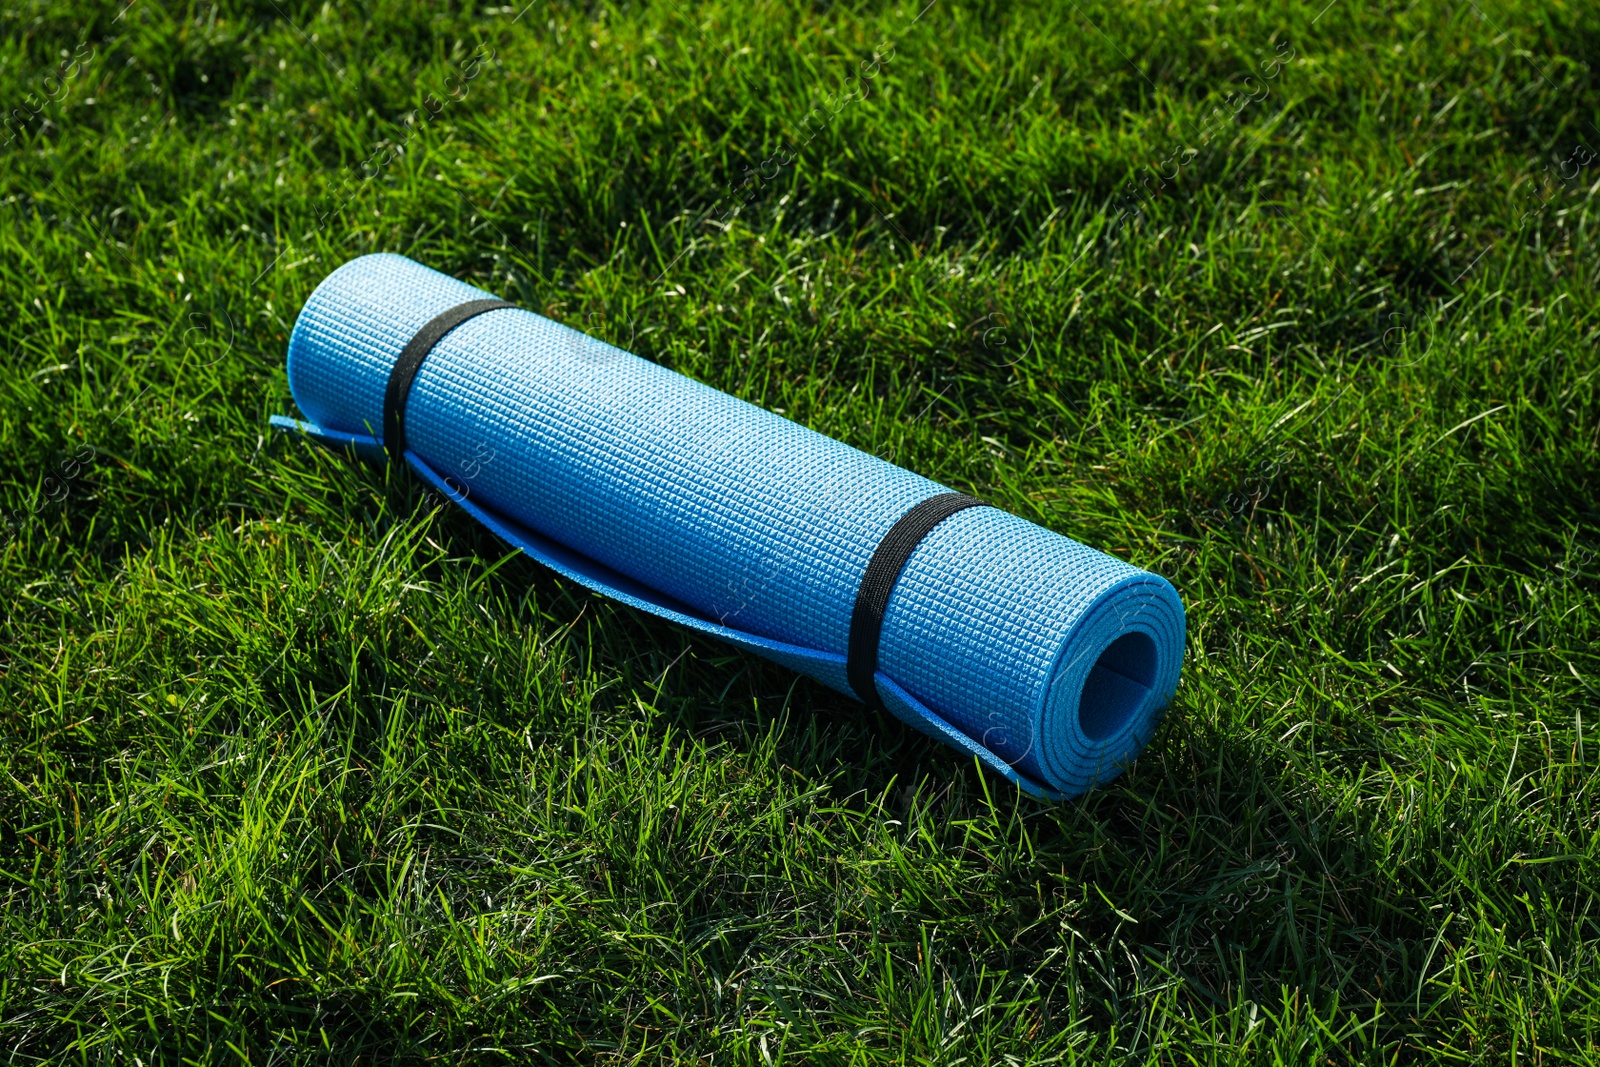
xmin=383 ymin=298 xmax=515 ymax=461
xmin=847 ymin=492 xmax=986 ymax=708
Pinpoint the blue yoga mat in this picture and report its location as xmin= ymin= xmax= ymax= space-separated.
xmin=272 ymin=253 xmax=1185 ymax=799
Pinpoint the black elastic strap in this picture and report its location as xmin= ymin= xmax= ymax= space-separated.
xmin=847 ymin=492 xmax=986 ymax=707
xmin=383 ymin=298 xmax=515 ymax=461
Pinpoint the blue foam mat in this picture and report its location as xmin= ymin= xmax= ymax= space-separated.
xmin=273 ymin=253 xmax=1186 ymax=799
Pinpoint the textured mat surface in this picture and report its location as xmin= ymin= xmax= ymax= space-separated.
xmin=273 ymin=253 xmax=1186 ymax=798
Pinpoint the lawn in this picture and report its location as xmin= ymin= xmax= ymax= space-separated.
xmin=1 ymin=0 xmax=1597 ymax=1061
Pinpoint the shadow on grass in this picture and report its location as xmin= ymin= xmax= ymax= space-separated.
xmin=409 ymin=487 xmax=1456 ymax=1057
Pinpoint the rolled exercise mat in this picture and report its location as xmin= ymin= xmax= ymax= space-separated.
xmin=271 ymin=253 xmax=1185 ymax=799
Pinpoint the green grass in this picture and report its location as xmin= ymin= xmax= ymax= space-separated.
xmin=1 ymin=0 xmax=1597 ymax=1060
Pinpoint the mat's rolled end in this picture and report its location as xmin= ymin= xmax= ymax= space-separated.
xmin=1034 ymin=575 xmax=1185 ymax=795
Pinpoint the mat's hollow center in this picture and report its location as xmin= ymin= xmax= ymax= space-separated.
xmin=1078 ymin=631 xmax=1157 ymax=742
